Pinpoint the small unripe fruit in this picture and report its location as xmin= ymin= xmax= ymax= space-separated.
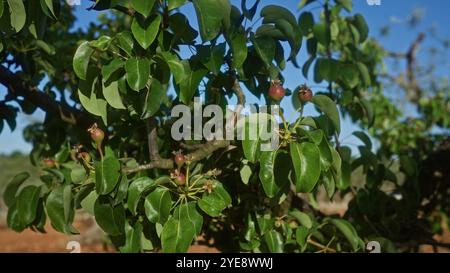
xmin=78 ymin=152 xmax=91 ymax=163
xmin=174 ymin=153 xmax=185 ymax=167
xmin=288 ymin=221 xmax=298 ymax=229
xmin=174 ymin=172 xmax=186 ymax=186
xmin=43 ymin=158 xmax=56 ymax=168
xmin=298 ymin=86 xmax=313 ymax=103
xmin=88 ymin=124 xmax=104 ymax=144
xmin=268 ymin=82 xmax=285 ymax=101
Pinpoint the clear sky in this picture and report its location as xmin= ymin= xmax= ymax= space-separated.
xmin=1 ymin=0 xmax=449 ymax=154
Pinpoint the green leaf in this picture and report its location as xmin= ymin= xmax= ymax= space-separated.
xmin=357 ymin=62 xmax=371 ymax=87
xmin=298 ymin=12 xmax=314 ymax=36
xmin=196 ymin=43 xmax=226 ymax=75
xmin=80 ymin=190 xmax=97 ymax=215
xmin=116 ymin=31 xmax=134 ymax=56
xmin=127 ymin=177 xmax=156 ymax=215
xmin=7 ymin=0 xmax=26 ymax=32
xmin=103 ymin=81 xmax=126 ymax=109
xmin=43 ymin=0 xmax=56 ymax=18
xmin=144 ymin=187 xmax=171 ymax=224
xmin=160 ymin=51 xmax=188 ymax=84
xmin=46 ymin=185 xmax=78 ymax=234
xmin=289 ymin=209 xmax=312 ymax=229
xmin=290 ymin=142 xmax=321 ymax=193
xmin=260 ymin=5 xmax=297 ymax=29
xmin=179 ymin=67 xmax=207 ymax=104
xmin=94 ymin=155 xmax=121 ymax=195
xmin=102 ymin=58 xmax=124 ymax=82
xmin=174 ymin=202 xmax=203 ymax=236
xmin=193 ymin=0 xmax=231 ymax=42
xmin=142 ymin=78 xmax=165 ymax=117
xmin=161 ymin=203 xmax=200 ymax=252
xmin=258 ymin=150 xmax=277 ymax=197
xmin=3 ymin=171 xmax=29 ymax=208
xmin=312 ymin=94 xmax=341 ymax=134
xmin=17 ymin=185 xmax=41 ymax=226
xmin=296 ymin=226 xmax=309 ymax=250
xmin=114 ymin=174 xmax=129 ymax=204
xmin=353 ymin=131 xmax=372 ymax=150
xmin=73 ymin=41 xmax=93 ymax=80
xmin=131 ymin=0 xmax=155 ymax=17
xmin=94 ymin=195 xmax=125 ymax=236
xmin=257 ymin=215 xmax=274 ymax=235
xmin=240 ymin=164 xmax=252 ymax=185
xmin=252 ymin=35 xmax=275 ymax=68
xmin=168 ymin=0 xmax=188 ymax=10
xmin=314 ymin=58 xmax=339 ymax=82
xmin=198 ymin=181 xmax=231 ymax=217
xmin=242 ymin=117 xmax=260 ymax=163
xmin=313 ymin=23 xmax=330 ymax=46
xmin=125 ymin=57 xmax=151 ymax=91
xmin=36 ymin=40 xmax=56 ymax=55
xmin=7 ymin=204 xmax=25 ymax=232
xmin=118 ymin=221 xmax=143 ymax=253
xmin=352 ymin=14 xmax=369 ymax=43
xmin=131 ymin=14 xmax=161 ymax=49
xmin=264 ymin=230 xmax=283 ymax=253
xmin=328 ymin=218 xmax=364 ymax=251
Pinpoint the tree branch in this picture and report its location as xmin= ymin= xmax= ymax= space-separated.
xmin=124 ymin=79 xmax=247 ymax=174
xmin=0 ymin=66 xmax=94 ymax=129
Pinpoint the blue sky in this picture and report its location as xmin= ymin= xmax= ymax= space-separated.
xmin=1 ymin=0 xmax=449 ymax=154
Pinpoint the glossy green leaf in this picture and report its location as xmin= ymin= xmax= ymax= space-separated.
xmin=312 ymin=94 xmax=341 ymax=134
xmin=17 ymin=185 xmax=41 ymax=226
xmin=160 ymin=51 xmax=188 ymax=84
xmin=257 ymin=215 xmax=274 ymax=236
xmin=142 ymin=78 xmax=165 ymax=117
xmin=198 ymin=181 xmax=231 ymax=217
xmin=46 ymin=185 xmax=78 ymax=234
xmin=260 ymin=5 xmax=297 ymax=29
xmin=289 ymin=209 xmax=312 ymax=229
xmin=116 ymin=31 xmax=134 ymax=56
xmin=3 ymin=171 xmax=29 ymax=208
xmin=290 ymin=142 xmax=321 ymax=193
xmin=252 ymin=35 xmax=275 ymax=68
xmin=258 ymin=150 xmax=277 ymax=197
xmin=131 ymin=14 xmax=161 ymax=49
xmin=193 ymin=0 xmax=231 ymax=41
xmin=94 ymin=195 xmax=125 ymax=236
xmin=102 ymin=58 xmax=124 ymax=82
xmin=7 ymin=204 xmax=25 ymax=232
xmin=328 ymin=218 xmax=364 ymax=251
xmin=118 ymin=221 xmax=143 ymax=253
xmin=131 ymin=0 xmax=155 ymax=17
xmin=161 ymin=203 xmax=198 ymax=252
xmin=73 ymin=41 xmax=93 ymax=80
xmin=43 ymin=0 xmax=56 ymax=18
xmin=125 ymin=57 xmax=151 ymax=91
xmin=94 ymin=155 xmax=121 ymax=195
xmin=175 ymin=202 xmax=203 ymax=236
xmin=296 ymin=226 xmax=309 ymax=250
xmin=264 ymin=230 xmax=283 ymax=253
xmin=127 ymin=177 xmax=155 ymax=215
xmin=7 ymin=0 xmax=26 ymax=32
xmin=179 ymin=67 xmax=207 ymax=104
xmin=103 ymin=81 xmax=126 ymax=109
xmin=144 ymin=187 xmax=171 ymax=224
